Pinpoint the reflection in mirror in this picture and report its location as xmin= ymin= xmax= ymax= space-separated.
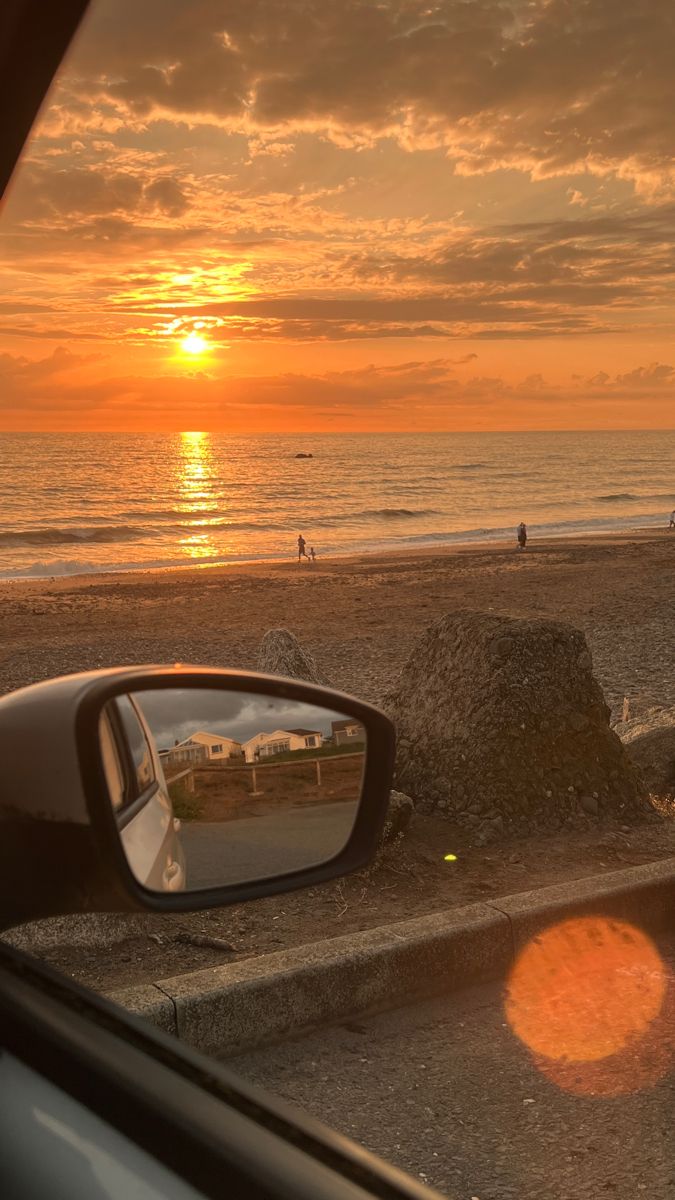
xmin=99 ymin=688 xmax=367 ymax=893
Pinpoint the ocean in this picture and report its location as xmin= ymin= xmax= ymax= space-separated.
xmin=0 ymin=430 xmax=673 ymax=578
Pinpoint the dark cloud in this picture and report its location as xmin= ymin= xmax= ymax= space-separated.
xmin=614 ymin=362 xmax=675 ymax=387
xmin=0 ymin=346 xmax=97 ymax=383
xmin=146 ymin=313 xmax=610 ymax=343
xmin=133 ymin=688 xmax=347 ymax=748
xmin=344 ymin=207 xmax=675 ymax=307
xmin=144 ymin=176 xmax=190 ymax=216
xmin=65 ymin=0 xmax=675 ymax=192
xmin=10 ymin=163 xmax=189 ymax=221
xmin=0 ymin=326 xmax=106 ymax=340
xmin=123 ymin=292 xmax=627 ymax=342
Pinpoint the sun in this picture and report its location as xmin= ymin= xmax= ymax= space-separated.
xmin=181 ymin=332 xmax=208 ymax=356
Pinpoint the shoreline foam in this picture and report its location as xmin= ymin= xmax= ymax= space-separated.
xmin=1 ymin=524 xmax=672 ymax=590
xmin=1 ymin=516 xmax=671 ymax=582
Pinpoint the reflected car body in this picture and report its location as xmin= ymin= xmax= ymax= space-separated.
xmin=100 ymin=695 xmax=185 ymax=892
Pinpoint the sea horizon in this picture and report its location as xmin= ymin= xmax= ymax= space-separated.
xmin=1 ymin=429 xmax=674 ymax=579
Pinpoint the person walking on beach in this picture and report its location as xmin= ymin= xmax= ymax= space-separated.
xmin=517 ymin=521 xmax=527 ymax=550
xmin=669 ymin=510 xmax=675 ymax=529
xmin=297 ymin=534 xmax=309 ymax=562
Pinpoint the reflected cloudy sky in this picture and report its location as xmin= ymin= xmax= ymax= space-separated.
xmin=132 ymin=686 xmax=351 ymax=749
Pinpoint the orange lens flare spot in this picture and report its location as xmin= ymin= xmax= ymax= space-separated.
xmin=505 ymin=917 xmax=666 ymax=1064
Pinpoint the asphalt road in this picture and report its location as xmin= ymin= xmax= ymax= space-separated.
xmin=179 ymin=800 xmax=357 ymax=888
xmin=229 ymin=937 xmax=675 ymax=1199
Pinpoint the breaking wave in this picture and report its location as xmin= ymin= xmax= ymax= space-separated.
xmin=362 ymin=507 xmax=439 ymax=519
xmin=596 ymin=492 xmax=674 ymax=503
xmin=0 ymin=525 xmax=141 ymax=548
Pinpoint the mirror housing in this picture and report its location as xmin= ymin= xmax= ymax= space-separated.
xmin=0 ymin=666 xmax=395 ymax=930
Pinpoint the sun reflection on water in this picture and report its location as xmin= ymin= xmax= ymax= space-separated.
xmin=176 ymin=431 xmax=220 ymax=560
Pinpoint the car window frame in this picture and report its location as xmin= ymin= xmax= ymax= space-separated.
xmin=0 ymin=941 xmax=438 ymax=1200
xmin=106 ymin=696 xmax=160 ymax=830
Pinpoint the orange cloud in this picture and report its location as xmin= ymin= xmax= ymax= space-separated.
xmin=1 ymin=0 xmax=674 ymax=431
xmin=2 ymin=348 xmax=675 ymax=433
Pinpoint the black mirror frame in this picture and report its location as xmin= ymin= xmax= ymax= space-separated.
xmin=76 ymin=666 xmax=396 ymax=913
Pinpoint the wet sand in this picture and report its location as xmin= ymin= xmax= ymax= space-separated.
xmin=1 ymin=529 xmax=674 ymax=718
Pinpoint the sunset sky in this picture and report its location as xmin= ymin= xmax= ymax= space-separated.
xmin=1 ymin=0 xmax=674 ymax=431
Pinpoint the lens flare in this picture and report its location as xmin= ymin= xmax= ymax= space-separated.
xmin=505 ymin=917 xmax=670 ymax=1096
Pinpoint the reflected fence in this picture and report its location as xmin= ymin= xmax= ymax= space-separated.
xmin=166 ymin=751 xmax=365 ymax=822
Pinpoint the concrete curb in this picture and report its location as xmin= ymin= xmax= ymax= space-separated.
xmin=110 ymin=857 xmax=675 ymax=1057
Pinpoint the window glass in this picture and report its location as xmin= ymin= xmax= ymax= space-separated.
xmin=100 ymin=715 xmax=125 ymax=812
xmin=115 ymin=695 xmax=155 ymax=798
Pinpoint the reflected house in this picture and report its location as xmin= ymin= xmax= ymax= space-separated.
xmin=159 ymin=742 xmax=209 ymax=771
xmin=242 ymin=728 xmax=323 ymax=763
xmin=174 ymin=730 xmax=243 ymax=762
xmin=331 ymin=719 xmax=366 ymax=747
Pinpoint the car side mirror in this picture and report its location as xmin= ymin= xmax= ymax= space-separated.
xmin=97 ymin=675 xmax=392 ymax=900
xmin=0 ymin=666 xmax=395 ymax=926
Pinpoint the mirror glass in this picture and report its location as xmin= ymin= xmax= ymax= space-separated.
xmin=99 ymin=687 xmax=367 ymax=892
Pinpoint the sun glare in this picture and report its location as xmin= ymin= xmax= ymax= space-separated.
xmin=181 ymin=333 xmax=208 ymax=356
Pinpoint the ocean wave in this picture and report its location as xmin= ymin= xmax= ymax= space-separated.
xmin=177 ymin=519 xmax=289 ymax=533
xmin=0 ymin=525 xmax=142 ymax=548
xmin=186 ymin=510 xmax=438 ymax=528
xmin=2 ymin=558 xmax=110 ymax=577
xmin=596 ymin=492 xmax=674 ymax=503
xmin=0 ymin=549 xmax=290 ymax=579
xmin=361 ymin=507 xmax=439 ymax=519
xmin=1 ymin=509 xmax=669 ymax=579
xmin=595 ymin=493 xmax=639 ymax=502
xmin=115 ymin=508 xmax=197 ymax=522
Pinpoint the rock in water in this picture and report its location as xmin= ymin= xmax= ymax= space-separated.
xmin=385 ymin=612 xmax=649 ymax=842
xmin=257 ymin=628 xmax=330 ymax=686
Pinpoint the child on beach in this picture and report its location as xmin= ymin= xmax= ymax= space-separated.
xmin=309 ymin=546 xmax=316 ymax=562
xmin=517 ymin=522 xmax=527 ymax=550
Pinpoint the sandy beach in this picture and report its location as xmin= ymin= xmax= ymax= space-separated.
xmin=1 ymin=529 xmax=674 ymax=718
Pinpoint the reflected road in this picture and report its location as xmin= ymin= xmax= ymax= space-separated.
xmin=179 ymin=800 xmax=357 ymax=888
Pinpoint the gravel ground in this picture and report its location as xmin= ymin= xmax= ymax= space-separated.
xmin=1 ymin=618 xmax=673 ymax=720
xmin=1 ymin=534 xmax=673 ymax=719
xmin=232 ymin=937 xmax=675 ymax=1200
xmin=3 ymin=535 xmax=675 ymax=994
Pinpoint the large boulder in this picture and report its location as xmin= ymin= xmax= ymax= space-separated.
xmin=385 ymin=612 xmax=649 ymax=842
xmin=619 ymin=707 xmax=675 ymax=798
xmin=257 ymin=628 xmax=330 ymax=686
